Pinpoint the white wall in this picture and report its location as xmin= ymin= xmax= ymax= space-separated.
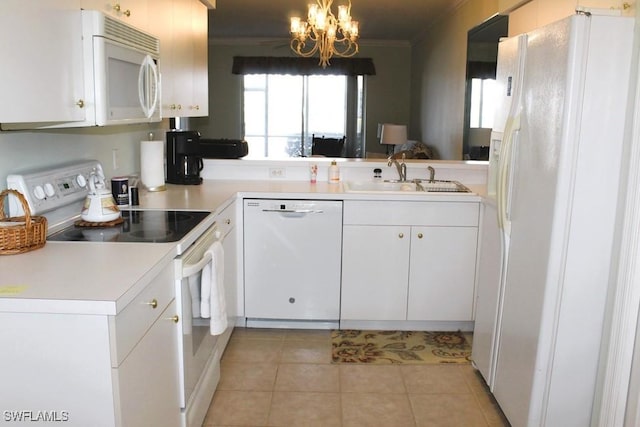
xmin=410 ymin=0 xmax=499 ymax=161
xmin=190 ymin=39 xmax=412 ymax=158
xmin=0 ymin=122 xmax=167 ymax=192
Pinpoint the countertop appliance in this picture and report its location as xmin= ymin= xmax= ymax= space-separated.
xmin=48 ymin=210 xmax=209 ymax=243
xmin=6 ymin=161 xmax=209 ymax=246
xmin=199 ymin=138 xmax=249 ymax=159
xmin=473 ymin=12 xmax=634 ymax=426
xmin=243 ymin=199 xmax=343 ymax=328
xmin=82 ymin=10 xmax=160 ymax=126
xmin=167 ymin=130 xmax=203 ymax=185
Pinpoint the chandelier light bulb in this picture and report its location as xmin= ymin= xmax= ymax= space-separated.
xmin=308 ymin=4 xmax=319 ymax=24
xmin=338 ymin=5 xmax=349 ymax=23
xmin=289 ymin=0 xmax=360 ymax=68
xmin=290 ymin=16 xmax=301 ymax=34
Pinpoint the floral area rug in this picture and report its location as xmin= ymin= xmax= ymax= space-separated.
xmin=331 ymin=330 xmax=471 ymax=365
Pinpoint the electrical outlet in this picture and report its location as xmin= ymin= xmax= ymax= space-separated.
xmin=269 ymin=168 xmax=286 ymax=178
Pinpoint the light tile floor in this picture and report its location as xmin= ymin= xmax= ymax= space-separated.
xmin=202 ymin=328 xmax=510 ymax=427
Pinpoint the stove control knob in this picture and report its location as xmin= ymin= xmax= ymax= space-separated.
xmin=44 ymin=183 xmax=55 ymax=197
xmin=33 ymin=185 xmax=46 ymax=200
xmin=76 ymin=174 xmax=87 ymax=188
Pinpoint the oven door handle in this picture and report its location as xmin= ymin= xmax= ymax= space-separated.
xmin=182 ymin=251 xmax=213 ymax=278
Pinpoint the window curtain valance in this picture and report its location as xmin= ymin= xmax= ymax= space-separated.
xmin=232 ymin=56 xmax=376 ymax=76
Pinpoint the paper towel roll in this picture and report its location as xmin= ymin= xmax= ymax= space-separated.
xmin=140 ymin=140 xmax=166 ymax=191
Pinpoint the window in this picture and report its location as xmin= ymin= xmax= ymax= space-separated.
xmin=469 ymin=78 xmax=497 ymax=129
xmin=243 ymin=74 xmax=364 ymax=158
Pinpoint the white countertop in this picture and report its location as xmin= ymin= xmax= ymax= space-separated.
xmin=0 ymin=178 xmax=485 ymax=316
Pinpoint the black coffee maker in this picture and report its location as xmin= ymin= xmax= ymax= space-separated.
xmin=166 ymin=130 xmax=203 ymax=185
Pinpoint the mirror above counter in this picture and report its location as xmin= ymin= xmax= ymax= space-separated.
xmin=462 ymin=15 xmax=508 ymax=161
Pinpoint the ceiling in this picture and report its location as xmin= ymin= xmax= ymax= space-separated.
xmin=208 ymin=0 xmax=466 ymax=42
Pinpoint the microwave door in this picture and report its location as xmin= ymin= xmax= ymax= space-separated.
xmin=94 ymin=38 xmax=160 ymax=125
xmin=138 ymin=55 xmax=159 ymax=119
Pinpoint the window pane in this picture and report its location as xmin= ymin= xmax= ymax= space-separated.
xmin=244 ymin=74 xmax=266 ymax=89
xmin=266 ymin=136 xmax=292 ymax=159
xmin=242 ymin=73 xmax=356 ymax=158
xmin=481 ymin=79 xmax=496 ymax=129
xmin=268 ymin=75 xmax=303 ymax=136
xmin=244 ymin=91 xmax=265 ymax=135
xmin=307 ymin=75 xmax=346 ymax=137
xmin=470 ymin=78 xmax=481 ymax=128
xmin=245 ymin=136 xmax=266 ymax=158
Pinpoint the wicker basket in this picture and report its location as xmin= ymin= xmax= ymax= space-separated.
xmin=0 ymin=189 xmax=47 ymax=255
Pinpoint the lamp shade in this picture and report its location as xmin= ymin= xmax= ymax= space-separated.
xmin=380 ymin=124 xmax=407 ymax=145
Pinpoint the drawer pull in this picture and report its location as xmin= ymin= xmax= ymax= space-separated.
xmin=417 ymin=233 xmax=424 ymax=239
xmin=225 ymin=219 xmax=231 ymax=225
xmin=167 ymin=315 xmax=179 ymax=323
xmin=146 ymin=298 xmax=158 ymax=309
xmin=398 ymin=233 xmax=404 ymax=239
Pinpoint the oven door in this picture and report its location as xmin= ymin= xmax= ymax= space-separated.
xmin=174 ymin=225 xmax=221 ymax=422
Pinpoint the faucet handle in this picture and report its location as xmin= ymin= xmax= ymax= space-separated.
xmin=427 ymin=165 xmax=436 ymax=182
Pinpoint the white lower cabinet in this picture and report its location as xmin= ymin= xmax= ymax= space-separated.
xmin=340 ymin=201 xmax=479 ymax=324
xmin=0 ymin=262 xmax=181 ymax=427
xmin=407 ymin=226 xmax=478 ymax=321
xmin=115 ymin=300 xmax=181 ymax=427
xmin=341 ymin=225 xmax=411 ymax=320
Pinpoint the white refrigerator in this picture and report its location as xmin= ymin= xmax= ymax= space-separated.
xmin=475 ymin=12 xmax=635 ymax=426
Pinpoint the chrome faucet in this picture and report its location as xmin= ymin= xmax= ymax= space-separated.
xmin=427 ymin=166 xmax=435 ymax=183
xmin=387 ymin=153 xmax=407 ymax=181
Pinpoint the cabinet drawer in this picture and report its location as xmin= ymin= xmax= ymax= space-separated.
xmin=216 ymin=201 xmax=236 ymax=238
xmin=110 ymin=262 xmax=175 ymax=366
xmin=343 ymin=201 xmax=479 ymax=226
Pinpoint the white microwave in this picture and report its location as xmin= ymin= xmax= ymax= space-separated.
xmin=82 ymin=10 xmax=161 ymax=126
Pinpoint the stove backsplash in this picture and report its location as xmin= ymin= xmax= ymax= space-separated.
xmin=0 ymin=123 xmax=167 ymax=196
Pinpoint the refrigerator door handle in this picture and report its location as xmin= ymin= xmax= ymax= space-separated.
xmin=497 ymin=112 xmax=520 ymax=237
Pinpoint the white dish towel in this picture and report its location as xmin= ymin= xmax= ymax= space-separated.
xmin=200 ymin=240 xmax=227 ymax=335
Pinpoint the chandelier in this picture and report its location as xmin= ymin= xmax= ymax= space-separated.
xmin=290 ymin=0 xmax=359 ymax=68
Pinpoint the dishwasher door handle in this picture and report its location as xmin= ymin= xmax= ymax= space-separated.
xmin=261 ymin=209 xmax=324 ymax=214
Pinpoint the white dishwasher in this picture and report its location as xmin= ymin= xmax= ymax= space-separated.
xmin=243 ymin=199 xmax=343 ymax=328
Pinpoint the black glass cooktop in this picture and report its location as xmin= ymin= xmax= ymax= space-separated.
xmin=48 ymin=210 xmax=210 ymax=243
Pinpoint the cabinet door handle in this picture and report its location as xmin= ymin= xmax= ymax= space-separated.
xmin=146 ymin=298 xmax=158 ymax=309
xmin=225 ymin=219 xmax=231 ymax=225
xmin=166 ymin=315 xmax=179 ymax=324
xmin=76 ymin=99 xmax=85 ymax=108
xmin=398 ymin=233 xmax=404 ymax=239
xmin=123 ymin=9 xmax=131 ymax=17
xmin=417 ymin=233 xmax=424 ymax=239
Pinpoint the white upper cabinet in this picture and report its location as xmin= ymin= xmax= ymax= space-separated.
xmin=191 ymin=0 xmax=209 ymax=116
xmin=81 ymin=0 xmax=148 ymax=30
xmin=0 ymin=0 xmax=86 ymax=124
xmin=151 ymin=0 xmax=209 ymax=118
xmin=0 ymin=0 xmax=209 ymax=126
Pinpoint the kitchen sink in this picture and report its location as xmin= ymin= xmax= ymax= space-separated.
xmin=343 ymin=180 xmax=472 ymax=194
